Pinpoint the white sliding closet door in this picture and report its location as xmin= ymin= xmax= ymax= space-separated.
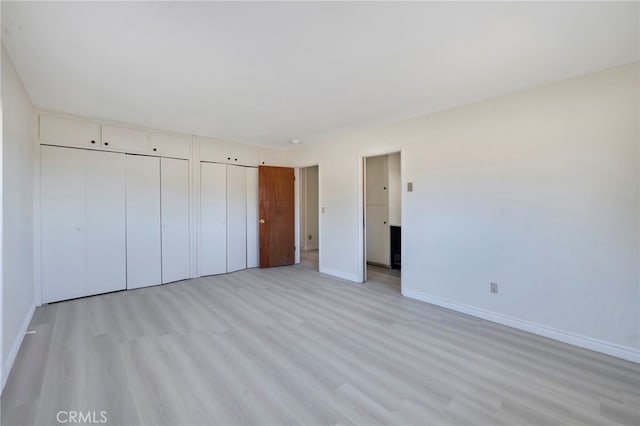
xmin=227 ymin=165 xmax=247 ymax=272
xmin=161 ymin=158 xmax=190 ymax=283
xmin=246 ymin=167 xmax=259 ymax=268
xmin=126 ymin=155 xmax=162 ymax=289
xmin=86 ymin=150 xmax=127 ymax=295
xmin=41 ymin=146 xmax=87 ymax=303
xmin=200 ymin=162 xmax=227 ymax=276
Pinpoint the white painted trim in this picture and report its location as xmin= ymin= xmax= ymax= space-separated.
xmin=297 ymin=165 xmax=321 ymax=264
xmin=33 ymin=109 xmax=42 ymax=306
xmin=190 ymin=136 xmax=199 ymax=279
xmin=319 ymin=266 xmax=360 ymax=283
xmin=360 ymin=149 xmax=403 ymax=285
xmin=359 ymin=156 xmax=365 ymax=283
xmin=316 ymin=164 xmax=322 ymax=271
xmin=294 ymin=167 xmax=301 ymax=265
xmin=402 ymin=288 xmax=640 ymax=363
xmin=0 ymin=79 xmax=4 ymax=394
xmin=1 ymin=300 xmax=37 ymax=391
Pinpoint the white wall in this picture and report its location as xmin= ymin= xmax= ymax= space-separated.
xmin=388 ymin=152 xmax=401 ymax=226
xmin=2 ymin=45 xmax=36 ymax=389
xmin=288 ymin=63 xmax=640 ymax=361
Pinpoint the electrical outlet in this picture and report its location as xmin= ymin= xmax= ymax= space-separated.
xmin=490 ymin=282 xmax=498 ymax=294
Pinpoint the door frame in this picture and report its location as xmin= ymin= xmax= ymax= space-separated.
xmin=361 ymin=150 xmax=403 ymax=284
xmin=294 ymin=164 xmax=320 ymax=269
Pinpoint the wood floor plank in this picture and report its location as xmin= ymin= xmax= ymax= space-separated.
xmin=2 ymin=251 xmax=638 ymax=426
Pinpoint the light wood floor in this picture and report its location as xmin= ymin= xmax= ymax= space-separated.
xmin=304 ymin=249 xmax=401 ymax=287
xmin=2 ymin=256 xmax=639 ymax=426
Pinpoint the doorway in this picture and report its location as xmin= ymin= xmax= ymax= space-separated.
xmin=363 ymin=153 xmax=401 ymax=289
xmin=299 ymin=165 xmax=319 ymax=270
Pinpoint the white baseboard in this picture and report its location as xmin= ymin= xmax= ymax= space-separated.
xmin=1 ymin=300 xmax=37 ymax=392
xmin=402 ymin=288 xmax=640 ymax=363
xmin=320 ymin=266 xmax=360 ymax=283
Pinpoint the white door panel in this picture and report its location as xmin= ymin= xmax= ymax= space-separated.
xmin=226 ymin=165 xmax=247 ymax=272
xmin=103 ymin=126 xmax=149 ymax=153
xmin=39 ymin=115 xmax=100 ymax=149
xmin=229 ymin=144 xmax=259 ymax=166
xmin=41 ymin=146 xmax=87 ymax=303
xmin=258 ymin=149 xmax=285 ymax=166
xmin=199 ymin=138 xmax=230 ymax=163
xmin=126 ymin=155 xmax=162 ymax=289
xmin=86 ymin=150 xmax=127 ymax=295
xmin=200 ymin=162 xmax=227 ymax=276
xmin=366 ymin=155 xmax=388 ymax=205
xmin=161 ymin=158 xmax=190 ymax=283
xmin=366 ymin=204 xmax=390 ymax=266
xmin=246 ymin=167 xmax=259 ymax=268
xmin=150 ymin=133 xmax=191 ymax=159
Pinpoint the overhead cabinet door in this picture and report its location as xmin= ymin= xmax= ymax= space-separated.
xmin=150 ymin=133 xmax=191 ymax=159
xmin=41 ymin=146 xmax=87 ymax=303
xmin=161 ymin=158 xmax=190 ymax=283
xmin=86 ymin=150 xmax=127 ymax=295
xmin=200 ymin=139 xmax=230 ymax=163
xmin=39 ymin=115 xmax=101 ymax=149
xmin=126 ymin=155 xmax=162 ymax=289
xmin=227 ymin=165 xmax=247 ymax=272
xmin=103 ymin=126 xmax=149 ymax=153
xmin=199 ymin=162 xmax=227 ymax=276
xmin=228 ymin=144 xmax=259 ymax=167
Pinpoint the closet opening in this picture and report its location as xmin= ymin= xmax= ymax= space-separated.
xmin=363 ymin=152 xmax=401 ymax=291
xmin=299 ymin=165 xmax=319 ymax=271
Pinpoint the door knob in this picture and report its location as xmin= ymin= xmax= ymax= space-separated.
xmin=260 ymin=219 xmax=266 ymax=224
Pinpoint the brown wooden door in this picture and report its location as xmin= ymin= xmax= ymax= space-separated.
xmin=259 ymin=166 xmax=295 ymax=267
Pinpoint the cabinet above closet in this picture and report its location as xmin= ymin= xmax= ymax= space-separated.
xmin=39 ymin=115 xmax=101 ymax=149
xmin=38 ymin=114 xmax=192 ymax=160
xmin=150 ymin=132 xmax=191 ymax=159
xmin=198 ymin=137 xmax=260 ymax=167
xmin=102 ymin=125 xmax=149 ymax=154
xmin=38 ymin=113 xmax=287 ymax=166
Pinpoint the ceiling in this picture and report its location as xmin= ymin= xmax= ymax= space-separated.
xmin=2 ymin=2 xmax=638 ymax=149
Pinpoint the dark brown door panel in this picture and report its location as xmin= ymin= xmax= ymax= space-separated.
xmin=259 ymin=166 xmax=295 ymax=267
